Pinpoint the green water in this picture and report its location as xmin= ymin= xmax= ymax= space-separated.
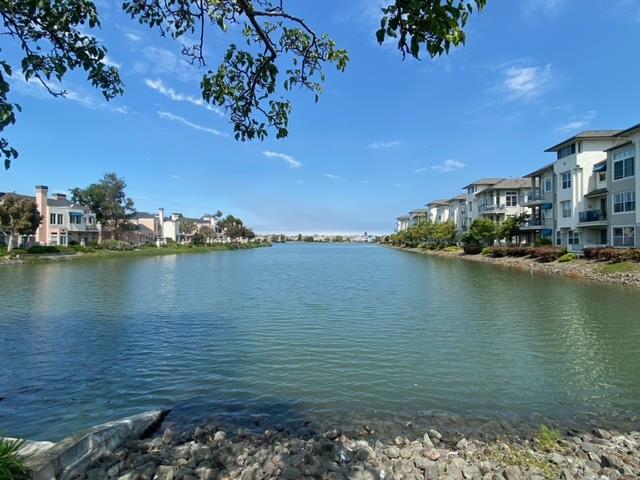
xmin=1 ymin=244 xmax=639 ymax=441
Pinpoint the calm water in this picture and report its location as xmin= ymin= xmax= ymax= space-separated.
xmin=1 ymin=244 xmax=640 ymax=441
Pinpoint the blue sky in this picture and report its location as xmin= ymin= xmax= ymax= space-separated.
xmin=1 ymin=0 xmax=640 ymax=234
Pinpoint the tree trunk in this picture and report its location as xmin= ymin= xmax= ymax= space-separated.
xmin=7 ymin=232 xmax=15 ymax=252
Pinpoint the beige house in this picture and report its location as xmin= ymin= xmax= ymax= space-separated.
xmin=475 ymin=178 xmax=532 ymax=223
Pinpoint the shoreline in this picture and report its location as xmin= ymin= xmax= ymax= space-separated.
xmin=0 ymin=242 xmax=270 ymax=265
xmin=390 ymin=246 xmax=640 ymax=289
xmin=82 ymin=419 xmax=640 ymax=480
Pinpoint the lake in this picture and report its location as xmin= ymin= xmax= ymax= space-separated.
xmin=1 ymin=243 xmax=640 ymax=441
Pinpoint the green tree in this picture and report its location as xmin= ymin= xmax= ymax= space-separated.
xmin=200 ymin=225 xmax=215 ymax=243
xmin=464 ymin=219 xmax=497 ymax=247
xmin=434 ymin=221 xmax=457 ymax=246
xmin=1 ymin=1 xmax=486 ymax=168
xmin=0 ymin=194 xmax=43 ymax=251
xmin=70 ymin=172 xmax=135 ymax=240
xmin=180 ymin=219 xmax=197 ymax=237
xmin=498 ymin=214 xmax=528 ymax=245
xmin=220 ymin=214 xmax=255 ymax=239
xmin=191 ymin=232 xmax=205 ymax=245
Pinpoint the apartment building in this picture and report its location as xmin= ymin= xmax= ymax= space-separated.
xmin=409 ymin=208 xmax=429 ymax=227
xmin=426 ymin=199 xmax=451 ymax=224
xmin=463 ymin=178 xmax=503 ymax=226
xmin=607 ymin=124 xmax=639 ymax=248
xmin=545 ymin=131 xmax=621 ymax=251
xmin=396 ymin=215 xmax=410 ymax=232
xmin=447 ymin=194 xmax=468 ymax=232
xmin=475 ymin=178 xmax=532 ymax=223
xmin=521 ymin=163 xmax=556 ymax=244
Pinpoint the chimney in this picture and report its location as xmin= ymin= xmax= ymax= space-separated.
xmin=158 ymin=208 xmax=165 ymax=235
xmin=53 ymin=193 xmax=67 ymax=200
xmin=171 ymin=213 xmax=180 ymax=221
xmin=35 ymin=185 xmax=48 ymax=244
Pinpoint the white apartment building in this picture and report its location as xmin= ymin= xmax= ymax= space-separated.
xmin=545 ymin=131 xmax=621 ymax=251
xmin=521 ymin=162 xmax=556 ymax=244
xmin=447 ymin=194 xmax=468 ymax=232
xmin=475 ymin=178 xmax=532 ymax=223
xmin=463 ymin=178 xmax=503 ymax=226
xmin=396 ymin=215 xmax=410 ymax=232
xmin=426 ymin=199 xmax=451 ymax=224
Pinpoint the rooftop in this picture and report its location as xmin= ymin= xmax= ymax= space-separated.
xmin=448 ymin=193 xmax=468 ymax=202
xmin=426 ymin=199 xmax=449 ymax=207
xmin=544 ymin=130 xmax=622 ymax=152
xmin=409 ymin=208 xmax=429 ymax=214
xmin=615 ymin=122 xmax=640 ymax=137
xmin=523 ymin=161 xmax=555 ymax=178
xmin=462 ymin=178 xmax=503 ymax=189
xmin=482 ymin=178 xmax=532 ymax=192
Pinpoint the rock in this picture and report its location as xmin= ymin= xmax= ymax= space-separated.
xmin=423 ymin=462 xmax=439 ymax=480
xmin=592 ymin=428 xmax=611 ymax=440
xmin=106 ymin=464 xmax=120 ymax=477
xmin=195 ymin=467 xmax=215 ymax=480
xmin=423 ymin=449 xmax=440 ymax=461
xmin=479 ymin=462 xmax=492 ymax=474
xmin=194 ymin=426 xmax=205 ymax=437
xmin=422 ymin=433 xmax=434 ymax=449
xmin=559 ymin=468 xmax=574 ymax=480
xmin=280 ymin=466 xmax=301 ymax=479
xmin=213 ymin=431 xmax=226 ymax=442
xmin=400 ymin=447 xmax=414 ymax=459
xmin=117 ymin=473 xmax=139 ymax=480
xmin=351 ymin=470 xmax=378 ymax=480
xmin=161 ymin=429 xmax=174 ymax=444
xmin=502 ymin=465 xmax=521 ymax=480
xmin=429 ymin=429 xmax=442 ymax=442
xmin=394 ymin=436 xmax=406 ymax=446
xmin=414 ymin=457 xmax=433 ymax=470
xmin=463 ymin=465 xmax=481 ymax=479
xmin=155 ymin=465 xmax=174 ymax=480
xmin=549 ymin=453 xmax=565 ymax=465
xmin=601 ymin=453 xmax=625 ymax=470
xmin=456 ymin=438 xmax=469 ymax=450
xmin=87 ymin=468 xmax=106 ymax=479
xmin=386 ymin=446 xmax=400 ymax=459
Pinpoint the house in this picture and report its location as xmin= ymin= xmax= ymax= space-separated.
xmin=521 ymin=162 xmax=556 ymax=245
xmin=426 ymin=199 xmax=451 ymax=224
xmin=545 ymin=130 xmax=621 ymax=251
xmin=0 ymin=185 xmax=99 ymax=247
xmin=475 ymin=178 xmax=532 ymax=223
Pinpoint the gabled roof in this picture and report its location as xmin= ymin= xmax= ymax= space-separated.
xmin=47 ymin=198 xmax=73 ymax=207
xmin=462 ymin=178 xmax=503 ymax=189
xmin=133 ymin=211 xmax=156 ymax=219
xmin=396 ymin=214 xmax=410 ymax=220
xmin=426 ymin=199 xmax=449 ymax=207
xmin=544 ymin=130 xmax=622 ymax=152
xmin=447 ymin=193 xmax=468 ymax=202
xmin=409 ymin=208 xmax=429 ymax=214
xmin=615 ymin=122 xmax=640 ymax=137
xmin=524 ymin=162 xmax=555 ymax=178
xmin=482 ymin=178 xmax=532 ymax=192
xmin=0 ymin=192 xmax=35 ymax=202
xmin=604 ymin=140 xmax=634 ymax=153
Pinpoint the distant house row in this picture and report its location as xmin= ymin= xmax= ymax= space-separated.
xmin=396 ymin=122 xmax=640 ymax=251
xmin=0 ymin=185 xmax=227 ymax=248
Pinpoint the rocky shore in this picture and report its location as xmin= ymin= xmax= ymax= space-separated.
xmin=80 ymin=423 xmax=640 ymax=480
xmin=397 ymin=247 xmax=640 ymax=289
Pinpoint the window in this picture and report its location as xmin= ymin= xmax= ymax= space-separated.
xmin=70 ymin=215 xmax=82 ymax=225
xmin=50 ymin=213 xmax=56 ymax=224
xmin=57 ymin=214 xmax=63 ymax=224
xmin=556 ymin=231 xmax=562 ymax=246
xmin=544 ymin=177 xmax=552 ymax=193
xmin=561 ymin=200 xmax=572 ymax=218
xmin=467 ymin=186 xmax=475 ymax=194
xmin=505 ymin=191 xmax=518 ymax=207
xmin=568 ymin=230 xmax=580 ymax=246
xmin=613 ymin=227 xmax=635 ymax=247
xmin=598 ymin=171 xmax=606 ymax=183
xmin=613 ymin=150 xmax=635 ymax=180
xmin=613 ymin=191 xmax=636 ymax=213
xmin=561 ymin=171 xmax=572 ymax=189
xmin=50 ymin=233 xmax=58 ymax=245
xmin=557 ymin=143 xmax=576 ymax=159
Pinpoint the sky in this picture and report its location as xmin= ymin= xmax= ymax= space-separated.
xmin=1 ymin=0 xmax=640 ymax=235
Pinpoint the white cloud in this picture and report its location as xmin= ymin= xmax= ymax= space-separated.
xmin=496 ymin=62 xmax=554 ymax=102
xmin=145 ymin=78 xmax=223 ymax=116
xmin=123 ymin=32 xmax=143 ymax=42
xmin=103 ymin=55 xmax=121 ymax=68
xmin=368 ymin=140 xmax=404 ymax=149
xmin=11 ymin=75 xmax=128 ymax=114
xmin=524 ymin=0 xmax=568 ymax=15
xmin=137 ymin=46 xmax=201 ymax=82
xmin=157 ymin=111 xmax=227 ymax=137
xmin=170 ymin=175 xmax=183 ymax=180
xmin=428 ymin=159 xmax=465 ymax=173
xmin=555 ymin=110 xmax=597 ymax=133
xmin=324 ymin=174 xmax=346 ymax=182
xmin=262 ymin=150 xmax=302 ymax=168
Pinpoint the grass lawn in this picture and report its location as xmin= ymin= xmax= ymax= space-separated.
xmin=599 ymin=262 xmax=640 ymax=274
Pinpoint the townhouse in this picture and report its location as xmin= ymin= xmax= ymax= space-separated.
xmin=0 ymin=185 xmax=99 ymax=247
xmin=396 ymin=215 xmax=410 ymax=232
xmin=408 ymin=208 xmax=429 ymax=227
xmin=426 ymin=199 xmax=451 ymax=224
xmin=392 ymin=122 xmax=640 ymax=252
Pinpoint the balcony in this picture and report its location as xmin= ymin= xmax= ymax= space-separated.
xmin=578 ymin=210 xmax=607 ymax=224
xmin=479 ymin=203 xmax=506 ymax=213
xmin=521 ymin=217 xmax=552 ymax=230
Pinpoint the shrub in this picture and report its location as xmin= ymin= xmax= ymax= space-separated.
xmin=558 ymin=253 xmax=578 ymax=263
xmin=26 ymin=245 xmax=61 ymax=254
xmin=463 ymin=243 xmax=482 ymax=255
xmin=0 ymin=436 xmax=30 ymax=479
xmin=534 ymin=238 xmax=553 ymax=247
xmin=100 ymin=240 xmax=134 ymax=251
xmin=582 ymin=247 xmax=602 ymax=260
xmin=596 ymin=248 xmax=627 ymax=263
xmin=528 ymin=246 xmax=566 ymax=263
xmin=482 ymin=247 xmax=494 ymax=256
xmin=536 ymin=425 xmax=561 ymax=452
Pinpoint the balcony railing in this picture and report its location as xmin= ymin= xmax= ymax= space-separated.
xmin=479 ymin=203 xmax=507 ymax=213
xmin=525 ymin=190 xmax=545 ymax=203
xmin=579 ymin=210 xmax=607 ymax=223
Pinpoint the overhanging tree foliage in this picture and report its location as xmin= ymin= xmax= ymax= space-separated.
xmin=0 ymin=0 xmax=487 ymax=168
